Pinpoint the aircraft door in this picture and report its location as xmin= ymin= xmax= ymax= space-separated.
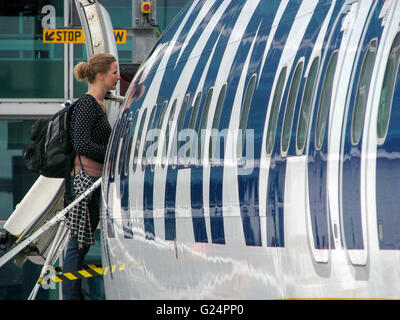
xmin=340 ymin=2 xmax=386 ymax=266
xmin=375 ymin=20 xmax=400 ymax=249
xmin=306 ymin=2 xmax=359 ymax=263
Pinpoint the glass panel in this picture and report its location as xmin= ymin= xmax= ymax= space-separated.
xmin=142 ymin=105 xmax=158 ymax=167
xmin=377 ymin=32 xmax=400 ymax=142
xmin=0 ymin=119 xmax=60 ymax=300
xmin=177 ymin=95 xmax=190 ymax=133
xmin=188 ymin=92 xmax=202 ymax=131
xmin=0 ymin=120 xmax=39 ymax=220
xmin=0 ymin=1 xmax=64 ymax=98
xmin=152 ymin=100 xmax=168 ymax=169
xmin=105 ymin=113 xmax=122 ymax=179
xmin=133 ymin=109 xmax=147 ymax=171
xmin=73 ymin=45 xmax=89 ymax=98
xmin=266 ymin=67 xmax=287 ymax=155
xmin=112 ymin=113 xmax=128 ymax=177
xmin=141 ymin=106 xmax=157 ymax=170
xmin=198 ymin=88 xmax=213 ymax=161
xmin=175 ymin=95 xmax=190 ymax=161
xmin=118 ymin=112 xmax=133 ymax=174
xmin=238 ymin=75 xmax=257 ymax=157
xmin=282 ymin=61 xmax=303 ymax=154
xmin=100 ymin=0 xmax=132 ymax=28
xmin=186 ymin=91 xmax=202 ymax=161
xmin=210 ymin=84 xmax=227 ymax=161
xmin=124 ymin=110 xmax=139 ymax=175
xmin=157 ymin=0 xmax=188 ymax=32
xmin=163 ymin=99 xmax=177 ymax=167
xmin=315 ymin=51 xmax=338 ymax=150
xmin=296 ymin=57 xmax=320 ymax=153
xmin=351 ymin=39 xmax=378 ymax=145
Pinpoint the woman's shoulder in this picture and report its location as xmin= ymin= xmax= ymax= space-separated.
xmin=74 ymin=94 xmax=99 ymax=113
xmin=76 ymin=93 xmax=96 ymax=106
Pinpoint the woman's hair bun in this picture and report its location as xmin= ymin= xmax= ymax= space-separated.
xmin=74 ymin=61 xmax=91 ymax=82
xmin=73 ymin=53 xmax=116 ymax=84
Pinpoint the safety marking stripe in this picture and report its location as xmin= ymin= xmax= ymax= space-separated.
xmin=62 ymin=273 xmax=78 ymax=280
xmin=38 ymin=261 xmax=141 ymax=285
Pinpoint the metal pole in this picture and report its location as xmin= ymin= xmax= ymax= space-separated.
xmin=28 ymin=220 xmax=69 ymax=300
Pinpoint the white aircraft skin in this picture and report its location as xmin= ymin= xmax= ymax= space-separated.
xmin=99 ymin=0 xmax=400 ymax=299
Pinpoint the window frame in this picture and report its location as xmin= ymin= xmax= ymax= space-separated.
xmin=315 ymin=50 xmax=338 ymax=151
xmin=174 ymin=94 xmax=190 ymax=166
xmin=296 ymin=56 xmax=320 ymax=154
xmin=151 ymin=100 xmax=168 ymax=170
xmin=185 ymin=91 xmax=202 ymax=164
xmin=111 ymin=112 xmax=128 ymax=179
xmin=124 ymin=109 xmax=139 ymax=176
xmin=266 ymin=67 xmax=287 ymax=155
xmin=132 ymin=108 xmax=148 ymax=172
xmin=118 ymin=111 xmax=133 ymax=175
xmin=141 ymin=105 xmax=157 ymax=171
xmin=162 ymin=99 xmax=177 ymax=168
xmin=209 ymin=83 xmax=227 ymax=163
xmin=197 ymin=87 xmax=213 ymax=163
xmin=238 ymin=75 xmax=257 ymax=159
xmin=351 ymin=38 xmax=378 ymax=146
xmin=281 ymin=60 xmax=304 ymax=156
xmin=377 ymin=32 xmax=400 ymax=144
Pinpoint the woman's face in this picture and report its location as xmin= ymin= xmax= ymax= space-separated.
xmin=103 ymin=61 xmax=120 ymax=90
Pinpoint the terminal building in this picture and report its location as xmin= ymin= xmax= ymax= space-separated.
xmin=0 ymin=0 xmax=186 ymax=300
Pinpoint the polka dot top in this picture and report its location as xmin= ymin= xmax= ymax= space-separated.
xmin=70 ymin=94 xmax=111 ymax=163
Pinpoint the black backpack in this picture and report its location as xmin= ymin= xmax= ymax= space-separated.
xmin=23 ymin=100 xmax=77 ymax=179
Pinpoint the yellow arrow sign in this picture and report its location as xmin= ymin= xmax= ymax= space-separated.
xmin=43 ymin=29 xmax=127 ymax=44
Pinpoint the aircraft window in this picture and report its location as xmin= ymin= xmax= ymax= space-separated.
xmin=296 ymin=57 xmax=320 ymax=153
xmin=377 ymin=32 xmax=400 ymax=142
xmin=209 ymin=84 xmax=227 ymax=162
xmin=151 ymin=100 xmax=168 ymax=169
xmin=266 ymin=67 xmax=287 ymax=155
xmin=133 ymin=109 xmax=147 ymax=172
xmin=315 ymin=50 xmax=338 ymax=150
xmin=281 ymin=61 xmax=304 ymax=155
xmin=351 ymin=39 xmax=377 ymax=145
xmin=198 ymin=88 xmax=213 ymax=162
xmin=162 ymin=99 xmax=177 ymax=168
xmin=141 ymin=105 xmax=157 ymax=171
xmin=238 ymin=75 xmax=257 ymax=157
xmin=105 ymin=117 xmax=119 ymax=178
xmin=177 ymin=95 xmax=191 ymax=133
xmin=175 ymin=94 xmax=190 ymax=164
xmin=124 ymin=110 xmax=139 ymax=176
xmin=188 ymin=92 xmax=202 ymax=131
xmin=118 ymin=111 xmax=133 ymax=175
xmin=111 ymin=112 xmax=128 ymax=179
xmin=186 ymin=91 xmax=202 ymax=162
xmin=142 ymin=105 xmax=158 ymax=169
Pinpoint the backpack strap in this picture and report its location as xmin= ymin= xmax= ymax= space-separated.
xmin=78 ymin=154 xmax=85 ymax=172
xmin=64 ymin=99 xmax=78 ymax=206
xmin=64 ymin=157 xmax=73 ymax=206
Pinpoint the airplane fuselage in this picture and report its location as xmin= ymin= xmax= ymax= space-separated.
xmin=100 ymin=0 xmax=400 ymax=299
